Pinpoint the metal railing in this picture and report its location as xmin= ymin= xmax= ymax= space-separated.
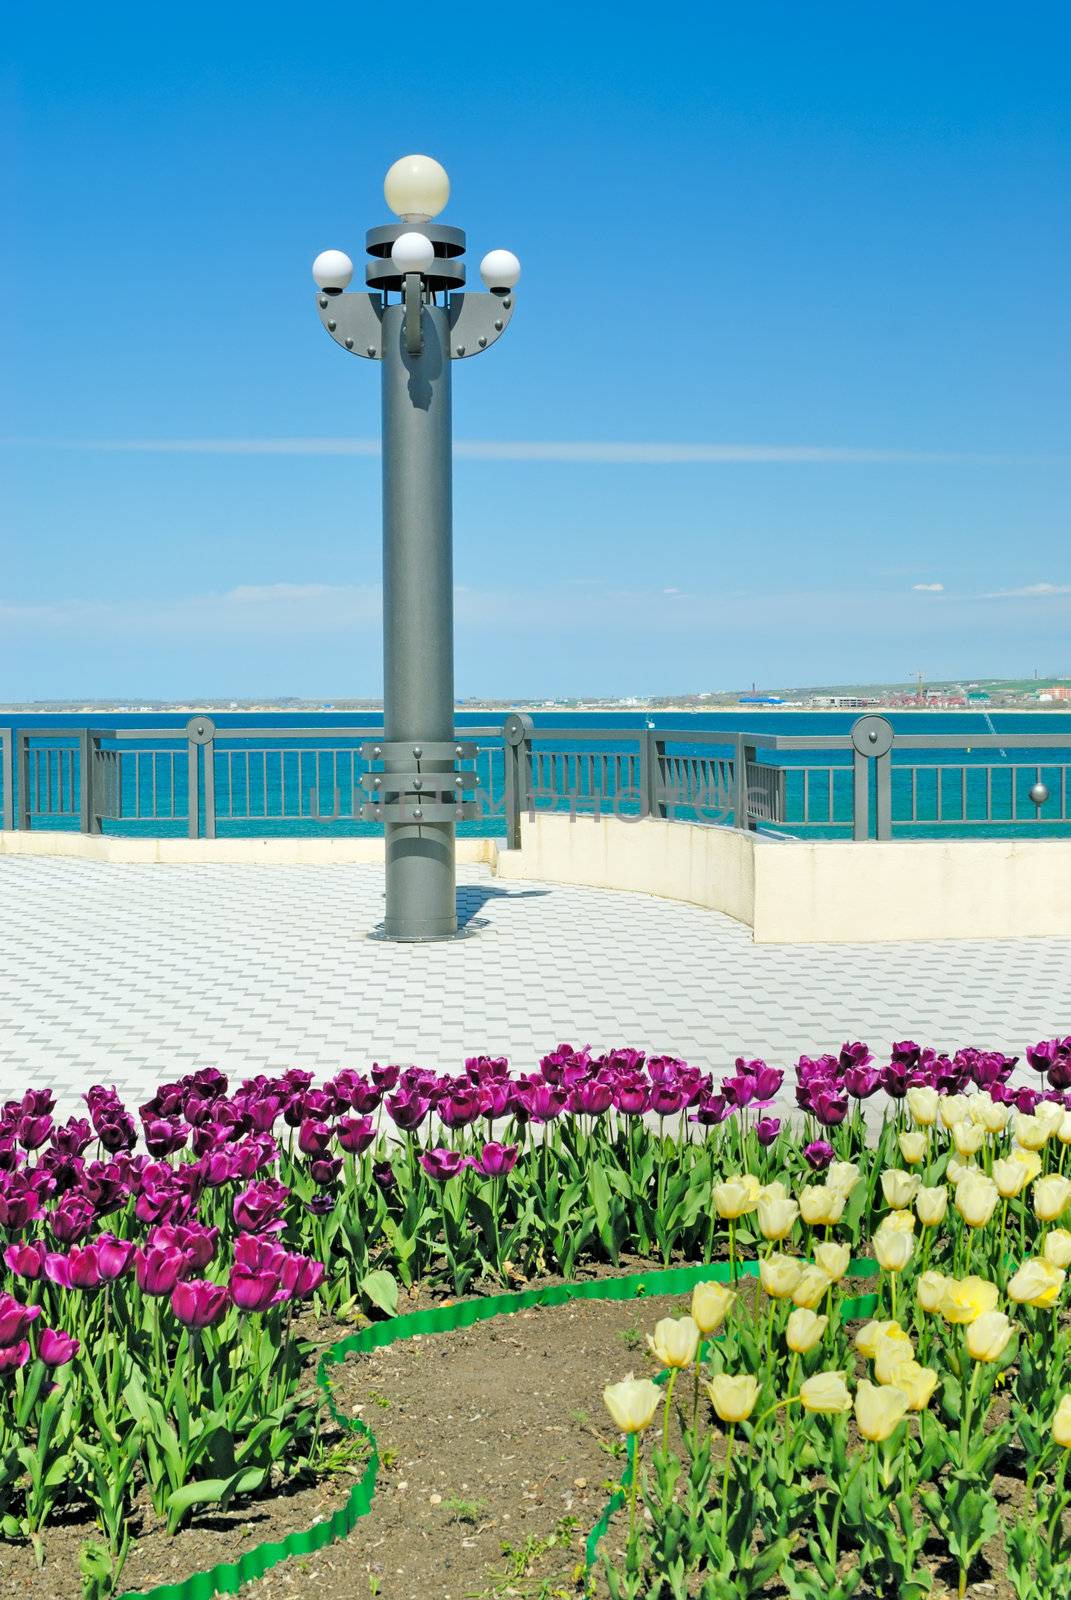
xmin=2 ymin=717 xmax=1070 ymax=842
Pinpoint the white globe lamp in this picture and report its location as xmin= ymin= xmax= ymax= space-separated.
xmin=479 ymin=249 xmax=521 ymax=290
xmin=390 ymin=231 xmax=436 ymax=275
xmin=311 ymin=250 xmax=354 ymax=293
xmin=384 ymin=154 xmax=450 ymax=222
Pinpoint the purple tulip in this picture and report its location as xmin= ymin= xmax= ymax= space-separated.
xmin=95 ymin=1234 xmax=135 ymax=1281
xmin=0 ymin=1292 xmax=42 ymax=1344
xmin=297 ymin=1119 xmax=333 ymax=1157
xmin=690 ymin=1093 xmax=730 ymax=1127
xmin=613 ymin=1080 xmax=650 ymax=1116
xmin=150 ymin=1222 xmax=219 ymax=1273
xmin=80 ymin=1160 xmax=128 ymax=1214
xmin=16 ymin=1113 xmax=53 ymax=1152
xmin=50 ymin=1193 xmax=96 ymax=1244
xmin=890 ymin=1040 xmax=922 ymax=1068
xmin=3 ymin=1242 xmax=45 ymax=1281
xmin=371 ymin=1063 xmax=401 ymax=1092
xmin=567 ymin=1080 xmax=614 ymax=1117
xmin=229 ymin=1234 xmax=287 ymax=1312
xmin=420 ymin=1148 xmax=470 ymax=1182
xmin=755 ymin=1117 xmax=781 ymax=1147
xmin=843 ymin=1066 xmax=881 ymax=1100
xmin=38 ymin=1327 xmax=80 ymax=1367
xmin=477 ymin=1142 xmax=518 ymax=1178
xmin=233 ymin=1178 xmax=289 ymax=1233
xmin=439 ymin=1086 xmax=484 ymax=1130
xmin=804 ymin=1140 xmax=835 ymax=1171
xmin=135 ymin=1242 xmax=186 ymax=1296
xmin=0 ymin=1341 xmax=29 ymax=1373
xmin=372 ymin=1161 xmax=397 ymax=1192
xmin=171 ymin=1279 xmax=229 ymax=1329
xmin=839 ymin=1042 xmax=873 ymax=1071
xmin=337 ymin=1116 xmax=376 ymax=1155
xmin=143 ymin=1116 xmax=189 ymax=1158
xmin=279 ymin=1253 xmax=325 ymax=1300
xmin=386 ymin=1091 xmax=430 ymax=1132
xmin=810 ymin=1087 xmax=849 ymax=1127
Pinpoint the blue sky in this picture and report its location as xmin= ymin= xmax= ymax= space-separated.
xmin=2 ymin=1 xmax=1069 ymax=700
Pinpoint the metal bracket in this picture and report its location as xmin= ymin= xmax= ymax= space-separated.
xmin=360 ymin=740 xmax=476 ymax=763
xmin=447 ymin=290 xmax=515 ymax=359
xmin=404 ymin=273 xmax=423 ymax=355
xmin=186 ymin=716 xmax=216 ymax=745
xmin=315 ymin=290 xmax=385 ymax=359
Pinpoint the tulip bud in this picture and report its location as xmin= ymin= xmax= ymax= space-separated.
xmin=603 ymin=1376 xmax=661 ymax=1434
xmin=855 ymin=1319 xmax=909 ymax=1358
xmin=966 ymin=1310 xmax=1015 ymax=1363
xmin=713 ymin=1175 xmax=760 ymax=1220
xmin=1053 ymin=1395 xmax=1071 ymax=1449
xmin=906 ymin=1086 xmax=939 ymax=1126
xmin=855 ymin=1378 xmax=909 ymax=1441
xmin=951 ymin=1122 xmax=986 ymax=1157
xmin=873 ymin=1327 xmax=916 ymax=1382
xmin=691 ymin=1280 xmax=735 ymax=1335
xmin=798 ymin=1185 xmax=845 ymax=1226
xmin=881 ymin=1170 xmax=921 ymax=1210
xmin=1034 ymin=1175 xmax=1071 ymax=1224
xmin=1036 ymin=1100 xmax=1065 ymax=1136
xmin=1007 ymin=1257 xmax=1066 ymax=1308
xmin=799 ymin=1371 xmax=852 ymax=1414
xmin=647 ymin=1315 xmax=700 ymax=1370
xmin=938 ymin=1094 xmax=970 ymax=1129
xmin=813 ymin=1241 xmax=851 ymax=1281
xmin=786 ymin=1308 xmax=828 ymax=1353
xmin=916 ymin=1270 xmax=948 ymax=1313
xmin=707 ymin=1373 xmax=760 ymax=1424
xmin=791 ymin=1264 xmax=832 ymax=1310
xmin=756 ymin=1194 xmax=799 ymax=1241
xmin=898 ymin=1131 xmax=927 ymax=1166
xmin=759 ymin=1253 xmax=803 ymax=1300
xmin=1044 ymin=1230 xmax=1071 ymax=1270
xmin=954 ymin=1173 xmax=999 ymax=1229
xmin=1058 ymin=1113 xmax=1071 ymax=1147
xmin=915 ymin=1186 xmax=948 ymax=1227
xmin=1015 ymin=1113 xmax=1049 ymax=1151
xmin=826 ymin=1161 xmax=862 ymax=1197
xmin=992 ymin=1157 xmax=1031 ymax=1199
xmin=874 ymin=1225 xmax=914 ymax=1273
xmin=970 ymin=1094 xmax=1009 ymax=1134
xmin=887 ymin=1360 xmax=938 ymax=1411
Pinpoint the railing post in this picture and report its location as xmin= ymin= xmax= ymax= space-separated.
xmin=1 ymin=729 xmax=12 ymax=831
xmin=642 ymin=729 xmax=666 ymax=819
xmin=185 ymin=716 xmax=216 ymax=840
xmin=733 ymin=736 xmax=757 ymax=831
xmin=850 ymin=715 xmax=894 ymax=841
xmin=78 ymin=730 xmax=102 ymax=834
xmin=502 ymin=714 xmax=533 ymax=849
xmin=15 ymin=730 xmax=30 ymax=830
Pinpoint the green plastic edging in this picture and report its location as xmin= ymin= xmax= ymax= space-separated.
xmin=116 ymin=1257 xmax=879 ymax=1600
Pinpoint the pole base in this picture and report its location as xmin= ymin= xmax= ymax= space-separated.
xmin=367 ymin=917 xmax=489 ymax=944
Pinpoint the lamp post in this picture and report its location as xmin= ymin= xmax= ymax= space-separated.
xmin=312 ymin=155 xmax=520 ymax=940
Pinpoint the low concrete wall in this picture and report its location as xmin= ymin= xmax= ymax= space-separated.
xmin=0 ymin=831 xmax=497 ymax=868
xmin=495 ymin=814 xmax=1071 ymax=943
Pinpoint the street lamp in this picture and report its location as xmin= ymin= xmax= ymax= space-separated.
xmin=312 ymin=154 xmax=520 ymax=940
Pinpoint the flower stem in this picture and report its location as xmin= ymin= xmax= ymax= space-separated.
xmin=721 ymin=1423 xmax=735 ymax=1542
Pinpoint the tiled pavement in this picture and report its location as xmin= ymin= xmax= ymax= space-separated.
xmin=1 ymin=857 xmax=1069 ymax=1114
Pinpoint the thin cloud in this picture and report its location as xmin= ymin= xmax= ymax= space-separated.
xmin=0 ymin=436 xmax=1047 ymax=465
xmin=979 ymin=582 xmax=1071 ymax=599
xmin=912 ymin=582 xmax=945 ymax=592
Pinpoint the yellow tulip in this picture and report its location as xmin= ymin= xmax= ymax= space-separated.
xmin=899 ymin=1130 xmax=928 ymax=1166
xmin=759 ymin=1179 xmax=790 ymax=1201
xmin=1034 ymin=1175 xmax=1071 ymax=1224
xmin=707 ymin=1373 xmax=760 ymax=1424
xmin=691 ymin=1280 xmax=736 ymax=1334
xmin=757 ymin=1194 xmax=799 ymax=1241
xmin=855 ymin=1319 xmax=908 ymax=1358
xmin=888 ymin=1360 xmax=938 ymax=1410
xmin=785 ymin=1308 xmax=828 ymax=1353
xmin=954 ymin=1173 xmax=999 ymax=1229
xmin=915 ymin=1185 xmax=948 ymax=1227
xmin=603 ymin=1375 xmax=661 ymax=1433
xmin=813 ymin=1241 xmax=851 ymax=1281
xmin=966 ymin=1310 xmax=1015 ymax=1363
xmin=798 ymin=1371 xmax=852 ymax=1414
xmin=880 ymin=1208 xmax=916 ymax=1235
xmin=826 ymin=1161 xmax=862 ymax=1197
xmin=1058 ymin=1113 xmax=1071 ymax=1147
xmin=874 ymin=1225 xmax=914 ymax=1273
xmin=1010 ymin=1147 xmax=1043 ymax=1182
xmin=1053 ymin=1395 xmax=1071 ymax=1448
xmin=970 ymin=1094 xmax=1009 ymax=1134
xmin=647 ymin=1315 xmax=700 ymax=1369
xmin=1015 ymin=1113 xmax=1049 ymax=1151
xmin=1007 ymin=1258 xmax=1066 ymax=1308
xmin=951 ymin=1122 xmax=986 ymax=1157
xmin=798 ymin=1185 xmax=845 ymax=1227
xmin=874 ymin=1333 xmax=916 ymax=1384
xmin=1044 ymin=1230 xmax=1071 ymax=1270
xmin=940 ymin=1275 xmax=999 ymax=1325
xmin=992 ymin=1157 xmax=1032 ymax=1199
xmin=881 ymin=1169 xmax=921 ymax=1210
xmin=759 ymin=1254 xmax=804 ymax=1300
xmin=1036 ymin=1101 xmax=1065 ymax=1137
xmin=791 ymin=1265 xmax=833 ymax=1310
xmin=854 ymin=1378 xmax=908 ymax=1441
xmin=939 ymin=1094 xmax=971 ymax=1129
xmin=713 ymin=1175 xmax=760 ymax=1220
xmin=906 ymin=1086 xmax=939 ymax=1126
xmin=917 ymin=1270 xmax=948 ymax=1313
xmin=945 ymin=1155 xmax=977 ymax=1187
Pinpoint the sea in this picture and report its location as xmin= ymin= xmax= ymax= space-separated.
xmin=7 ymin=708 xmax=1071 ymax=841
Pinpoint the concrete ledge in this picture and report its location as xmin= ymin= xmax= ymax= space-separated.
xmin=0 ymin=831 xmax=497 ymax=868
xmin=494 ymin=814 xmax=1071 ymax=943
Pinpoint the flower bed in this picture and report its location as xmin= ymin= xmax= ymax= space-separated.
xmin=0 ymin=1034 xmax=1069 ymax=1595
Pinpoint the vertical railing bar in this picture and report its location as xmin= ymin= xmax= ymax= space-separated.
xmin=986 ymin=766 xmax=992 ymax=824
xmin=961 ymin=765 xmax=967 ymax=822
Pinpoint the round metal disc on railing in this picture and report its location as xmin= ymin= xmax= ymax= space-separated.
xmin=1030 ymin=781 xmax=1050 ymax=807
xmin=850 ymin=714 xmax=894 ymax=758
xmin=503 ymin=713 xmax=535 ymax=747
xmin=185 ymin=717 xmax=216 ymax=745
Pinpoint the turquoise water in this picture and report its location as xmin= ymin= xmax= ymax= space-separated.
xmin=7 ymin=709 xmax=1071 ymax=840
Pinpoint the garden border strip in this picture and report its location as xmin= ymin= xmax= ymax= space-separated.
xmin=116 ymin=1258 xmax=879 ymax=1600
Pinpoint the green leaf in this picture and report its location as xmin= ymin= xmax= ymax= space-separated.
xmin=360 ymin=1269 xmax=399 ymax=1317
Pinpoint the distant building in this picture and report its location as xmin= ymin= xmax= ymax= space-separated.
xmin=1046 ymin=685 xmax=1071 ymax=702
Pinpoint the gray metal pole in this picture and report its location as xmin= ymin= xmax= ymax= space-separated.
xmin=381 ymin=302 xmax=457 ymax=938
